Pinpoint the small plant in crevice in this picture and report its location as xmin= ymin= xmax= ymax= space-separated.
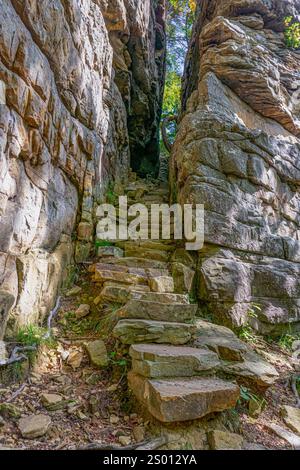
xmin=108 ymin=351 xmax=130 ymax=370
xmin=95 ymin=240 xmax=113 ymax=249
xmin=17 ymin=324 xmax=48 ymax=347
xmin=239 ymin=386 xmax=266 ymax=413
xmin=284 ymin=16 xmax=300 ymax=49
xmin=62 ymin=264 xmax=80 ymax=289
xmin=277 ymin=331 xmax=300 ymax=352
xmin=188 ymin=292 xmax=198 ymax=305
xmin=106 ymin=182 xmax=118 ymax=206
xmin=238 ymin=304 xmax=261 ymax=343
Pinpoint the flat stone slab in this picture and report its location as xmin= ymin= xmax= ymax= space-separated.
xmin=194 ymin=319 xmax=248 ymax=361
xmin=18 ymin=414 xmax=52 ymax=439
xmin=129 ymin=344 xmax=220 ymax=378
xmin=93 ymin=263 xmax=149 ymax=285
xmin=100 ymin=283 xmax=150 ymax=303
xmin=220 ymin=350 xmax=279 ymax=388
xmin=281 ymin=405 xmax=300 ymax=435
xmin=84 ymin=340 xmax=108 ymax=368
xmin=125 ymin=248 xmax=170 ymax=262
xmin=97 ymin=246 xmax=124 ymax=258
xmin=106 ymin=257 xmax=169 ymax=270
xmin=128 ymin=372 xmax=240 ymax=423
xmin=131 ymin=292 xmax=189 ymax=304
xmin=94 ymin=263 xmax=169 ymax=286
xmin=266 ymin=423 xmax=300 ymax=449
xmin=116 ymin=300 xmax=197 ymax=323
xmin=100 ymin=285 xmax=188 ymax=305
xmin=113 ymin=319 xmax=196 ymax=345
xmin=207 ymin=430 xmax=243 ymax=450
xmin=149 ymin=276 xmax=175 ymax=293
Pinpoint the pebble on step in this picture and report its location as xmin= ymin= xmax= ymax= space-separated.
xmin=128 ymin=372 xmax=240 ymax=423
xmin=129 ymin=344 xmax=220 ymax=378
xmin=116 ymin=300 xmax=197 ymax=323
xmin=113 ymin=319 xmax=196 ymax=345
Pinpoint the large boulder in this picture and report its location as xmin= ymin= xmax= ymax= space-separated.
xmin=171 ymin=0 xmax=300 ymax=335
xmin=128 ymin=372 xmax=240 ymax=423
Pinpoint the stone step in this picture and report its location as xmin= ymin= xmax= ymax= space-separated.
xmin=124 ymin=240 xmax=175 ymax=251
xmin=97 ymin=246 xmax=124 ymax=259
xmin=129 ymin=344 xmax=220 ymax=378
xmin=149 ymin=276 xmax=175 ymax=293
xmin=93 ymin=263 xmax=148 ymax=286
xmin=100 ymin=282 xmax=151 ymax=304
xmin=103 ymin=257 xmax=169 ymax=270
xmin=113 ymin=319 xmax=196 ymax=345
xmin=100 ymin=285 xmax=187 ymax=305
xmin=131 ymin=292 xmax=189 ymax=304
xmin=93 ymin=263 xmax=169 ymax=286
xmin=125 ymin=248 xmax=170 ymax=263
xmin=127 ymin=372 xmax=240 ymax=423
xmin=116 ymin=300 xmax=197 ymax=323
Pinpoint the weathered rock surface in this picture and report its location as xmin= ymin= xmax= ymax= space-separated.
xmin=99 ymin=282 xmax=151 ymax=303
xmin=116 ymin=299 xmax=197 ymax=322
xmin=85 ymin=340 xmax=108 ymax=368
xmin=207 ymin=430 xmax=243 ymax=450
xmin=172 ymin=0 xmax=300 ymax=334
xmin=193 ymin=320 xmax=278 ymax=387
xmin=281 ymin=405 xmax=300 ymax=435
xmin=75 ymin=304 xmax=90 ymax=320
xmin=18 ymin=414 xmax=51 ymax=439
xmin=41 ymin=393 xmax=65 ymax=412
xmin=0 ymin=0 xmax=165 ymax=337
xmin=113 ymin=319 xmax=196 ymax=345
xmin=194 ymin=319 xmax=248 ymax=362
xmin=130 ymin=344 xmax=220 ymax=378
xmin=220 ymin=350 xmax=279 ymax=388
xmin=128 ymin=371 xmax=240 ymax=423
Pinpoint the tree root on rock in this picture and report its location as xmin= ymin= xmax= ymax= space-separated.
xmin=78 ymin=436 xmax=168 ymax=451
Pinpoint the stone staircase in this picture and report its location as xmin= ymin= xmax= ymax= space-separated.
xmin=90 ymin=177 xmax=241 ymax=424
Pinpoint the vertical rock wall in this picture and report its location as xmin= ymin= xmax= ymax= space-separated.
xmin=171 ymin=0 xmax=300 ymax=335
xmin=0 ymin=0 xmax=165 ymax=337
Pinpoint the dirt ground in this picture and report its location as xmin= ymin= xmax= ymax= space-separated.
xmin=0 ymin=266 xmax=299 ymax=450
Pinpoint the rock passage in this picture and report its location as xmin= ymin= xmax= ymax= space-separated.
xmin=91 ymin=178 xmax=278 ymax=423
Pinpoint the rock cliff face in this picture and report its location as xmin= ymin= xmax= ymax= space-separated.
xmin=0 ymin=0 xmax=165 ymax=337
xmin=171 ymin=0 xmax=300 ymax=335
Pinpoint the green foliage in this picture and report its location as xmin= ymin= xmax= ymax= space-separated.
xmin=162 ymin=71 xmax=181 ymax=120
xmin=239 ymin=386 xmax=266 ymax=408
xmin=161 ymin=1 xmax=196 ymax=149
xmin=62 ymin=264 xmax=80 ymax=289
xmin=109 ymin=351 xmax=129 ymax=369
xmin=95 ymin=240 xmax=113 ymax=248
xmin=188 ymin=292 xmax=198 ymax=305
xmin=284 ymin=16 xmax=300 ymax=48
xmin=238 ymin=304 xmax=261 ymax=343
xmin=106 ymin=183 xmax=118 ymax=205
xmin=278 ymin=332 xmax=300 ymax=352
xmin=17 ymin=324 xmax=47 ymax=347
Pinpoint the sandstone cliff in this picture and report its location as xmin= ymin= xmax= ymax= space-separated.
xmin=0 ymin=0 xmax=165 ymax=337
xmin=171 ymin=0 xmax=300 ymax=335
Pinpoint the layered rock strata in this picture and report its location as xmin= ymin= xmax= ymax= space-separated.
xmin=0 ymin=0 xmax=165 ymax=336
xmin=171 ymin=0 xmax=300 ymax=334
